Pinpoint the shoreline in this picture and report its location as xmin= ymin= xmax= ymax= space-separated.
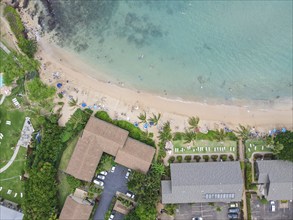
xmin=8 ymin=1 xmax=293 ymax=132
xmin=37 ymin=38 xmax=292 ymax=131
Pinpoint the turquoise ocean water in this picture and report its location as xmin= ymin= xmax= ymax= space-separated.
xmin=46 ymin=0 xmax=292 ymax=104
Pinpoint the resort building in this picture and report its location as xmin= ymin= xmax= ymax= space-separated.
xmin=0 ymin=205 xmax=23 ymax=220
xmin=66 ymin=117 xmax=155 ymax=182
xmin=161 ymin=162 xmax=243 ymax=204
xmin=255 ymin=160 xmax=293 ymax=201
xmin=59 ymin=188 xmax=94 ymax=220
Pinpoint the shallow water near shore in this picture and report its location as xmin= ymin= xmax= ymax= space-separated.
xmin=42 ymin=1 xmax=292 ymax=105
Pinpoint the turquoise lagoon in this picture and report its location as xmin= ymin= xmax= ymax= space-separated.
xmin=47 ymin=1 xmax=292 ymax=104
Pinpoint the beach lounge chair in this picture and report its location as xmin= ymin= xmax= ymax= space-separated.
xmin=21 ymin=193 xmax=23 ymax=198
xmin=7 ymin=189 xmax=12 ymax=194
xmin=0 ymin=187 xmax=2 ymax=191
xmin=14 ymin=193 xmax=17 ymax=197
xmin=6 ymin=121 xmax=11 ymax=125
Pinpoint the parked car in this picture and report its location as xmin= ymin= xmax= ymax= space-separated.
xmin=228 ymin=213 xmax=238 ymax=219
xmin=96 ymin=175 xmax=105 ymax=180
xmin=111 ymin=166 xmax=116 ymax=173
xmin=192 ymin=217 xmax=203 ymax=220
xmin=108 ymin=213 xmax=115 ymax=220
xmin=125 ymin=170 xmax=131 ymax=179
xmin=126 ymin=191 xmax=135 ymax=199
xmin=270 ymin=201 xmax=276 ymax=212
xmin=230 ymin=203 xmax=239 ymax=208
xmin=100 ymin=171 xmax=108 ymax=176
xmin=93 ymin=179 xmax=104 ymax=187
xmin=228 ymin=208 xmax=240 ymax=213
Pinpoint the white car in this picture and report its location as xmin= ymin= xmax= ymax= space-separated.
xmin=93 ymin=179 xmax=104 ymax=187
xmin=111 ymin=166 xmax=116 ymax=173
xmin=97 ymin=175 xmax=105 ymax=180
xmin=125 ymin=171 xmax=131 ymax=179
xmin=126 ymin=191 xmax=135 ymax=199
xmin=100 ymin=171 xmax=108 ymax=176
xmin=270 ymin=201 xmax=276 ymax=212
xmin=108 ymin=213 xmax=114 ymax=220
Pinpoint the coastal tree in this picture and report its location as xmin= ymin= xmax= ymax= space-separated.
xmin=274 ymin=131 xmax=293 ymax=162
xmin=183 ymin=129 xmax=196 ymax=145
xmin=148 ymin=113 xmax=161 ymax=126
xmin=151 ymin=162 xmax=165 ymax=176
xmin=214 ymin=128 xmax=226 ymax=141
xmin=158 ymin=121 xmax=172 ymax=143
xmin=137 ymin=111 xmax=147 ymax=124
xmin=272 ymin=142 xmax=284 ymax=155
xmin=235 ymin=124 xmax=251 ymax=141
xmin=68 ymin=98 xmax=79 ymax=109
xmin=188 ymin=116 xmax=200 ymax=131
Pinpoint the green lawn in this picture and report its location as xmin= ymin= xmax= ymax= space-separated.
xmin=0 ymin=101 xmax=26 ymax=168
xmin=245 ymin=139 xmax=272 ymax=159
xmin=57 ymin=172 xmax=73 ymax=209
xmin=173 ymin=140 xmax=237 ymax=155
xmin=0 ymin=147 xmax=26 ymax=204
xmin=59 ymin=135 xmax=79 ymax=171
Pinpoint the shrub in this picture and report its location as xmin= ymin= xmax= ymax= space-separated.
xmin=168 ymin=156 xmax=175 ymax=164
xmin=27 ymin=78 xmax=56 ymax=102
xmin=173 ymin=132 xmax=184 ymax=141
xmin=211 ymin=155 xmax=218 ymax=161
xmin=203 ymin=155 xmax=209 ymax=162
xmin=176 ymin=156 xmax=182 ymax=163
xmin=254 ymin=154 xmax=263 ymax=160
xmin=220 ymin=155 xmax=227 ymax=161
xmin=194 ymin=155 xmax=201 ymax=162
xmin=184 ymin=155 xmax=192 ymax=162
xmin=95 ymin=111 xmax=112 ymax=123
xmin=229 ymin=155 xmax=234 ymax=161
xmin=164 ymin=204 xmax=177 ymax=216
xmin=58 ymin=93 xmax=63 ymax=98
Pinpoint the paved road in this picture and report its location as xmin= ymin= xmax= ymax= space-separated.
xmin=94 ymin=165 xmax=128 ymax=220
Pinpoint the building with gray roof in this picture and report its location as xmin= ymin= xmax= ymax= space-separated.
xmin=255 ymin=160 xmax=293 ymax=201
xmin=161 ymin=162 xmax=243 ymax=204
xmin=0 ymin=205 xmax=23 ymax=220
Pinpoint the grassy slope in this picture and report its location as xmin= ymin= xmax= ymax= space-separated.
xmin=59 ymin=135 xmax=79 ymax=171
xmin=0 ymin=147 xmax=26 ymax=204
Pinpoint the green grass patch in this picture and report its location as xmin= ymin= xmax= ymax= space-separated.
xmin=96 ymin=154 xmax=115 ymax=174
xmin=245 ymin=139 xmax=272 ymax=159
xmin=57 ymin=172 xmax=82 ymax=209
xmin=59 ymin=135 xmax=79 ymax=171
xmin=246 ymin=193 xmax=252 ymax=220
xmin=0 ymin=147 xmax=26 ymax=204
xmin=173 ymin=140 xmax=237 ymax=155
xmin=0 ymin=106 xmax=26 ymax=168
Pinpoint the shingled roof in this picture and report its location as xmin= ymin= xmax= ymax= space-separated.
xmin=161 ymin=162 xmax=243 ymax=204
xmin=115 ymin=138 xmax=155 ymax=173
xmin=59 ymin=196 xmax=93 ymax=220
xmin=256 ymin=160 xmax=293 ymax=201
xmin=66 ymin=117 xmax=155 ymax=181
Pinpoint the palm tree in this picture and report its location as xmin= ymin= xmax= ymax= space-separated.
xmin=214 ymin=128 xmax=226 ymax=141
xmin=148 ymin=113 xmax=161 ymax=126
xmin=235 ymin=124 xmax=251 ymax=141
xmin=158 ymin=121 xmax=172 ymax=143
xmin=272 ymin=142 xmax=284 ymax=155
xmin=188 ymin=116 xmax=200 ymax=131
xmin=68 ymin=98 xmax=78 ymax=109
xmin=151 ymin=162 xmax=165 ymax=175
xmin=137 ymin=111 xmax=147 ymax=124
xmin=183 ymin=129 xmax=196 ymax=145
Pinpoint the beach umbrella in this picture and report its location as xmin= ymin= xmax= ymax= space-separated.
xmin=143 ymin=123 xmax=149 ymax=130
xmin=81 ymin=102 xmax=87 ymax=108
xmin=134 ymin=122 xmax=139 ymax=127
xmin=57 ymin=83 xmax=62 ymax=89
xmin=282 ymin=128 xmax=287 ymax=133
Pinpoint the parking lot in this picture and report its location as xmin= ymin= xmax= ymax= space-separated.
xmin=251 ymin=194 xmax=293 ymax=220
xmin=93 ymin=164 xmax=129 ymax=220
xmin=175 ymin=202 xmax=229 ymax=220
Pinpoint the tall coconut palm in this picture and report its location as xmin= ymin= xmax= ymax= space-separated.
xmin=137 ymin=111 xmax=147 ymax=124
xmin=68 ymin=98 xmax=78 ymax=109
xmin=148 ymin=113 xmax=161 ymax=126
xmin=214 ymin=128 xmax=226 ymax=141
xmin=183 ymin=129 xmax=196 ymax=145
xmin=235 ymin=124 xmax=251 ymax=141
xmin=188 ymin=116 xmax=200 ymax=131
xmin=158 ymin=121 xmax=172 ymax=143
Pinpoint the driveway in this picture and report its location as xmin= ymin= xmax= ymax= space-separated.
xmin=175 ymin=202 xmax=229 ymax=220
xmin=251 ymin=194 xmax=293 ymax=220
xmin=93 ymin=165 xmax=128 ymax=220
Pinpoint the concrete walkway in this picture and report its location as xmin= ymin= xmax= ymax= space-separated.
xmin=239 ymin=139 xmax=248 ymax=220
xmin=0 ymin=145 xmax=20 ymax=173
